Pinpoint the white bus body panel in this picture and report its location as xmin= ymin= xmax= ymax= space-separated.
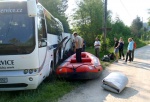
xmin=47 ymin=34 xmax=59 ymax=45
xmin=27 ymin=0 xmax=37 ymax=17
xmin=62 ymin=33 xmax=72 ymax=51
xmin=0 ymin=50 xmax=39 ymax=70
xmin=0 ymin=49 xmax=42 ymax=90
xmin=0 ymin=73 xmax=39 ymax=91
xmin=0 ymin=48 xmax=52 ymax=91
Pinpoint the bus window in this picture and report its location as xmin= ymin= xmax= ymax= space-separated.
xmin=46 ymin=16 xmax=57 ymax=35
xmin=38 ymin=17 xmax=47 ymax=47
xmin=37 ymin=5 xmax=44 ymax=18
xmin=0 ymin=14 xmax=35 ymax=55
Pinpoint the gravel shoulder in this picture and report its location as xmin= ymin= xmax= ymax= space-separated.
xmin=58 ymin=45 xmax=150 ymax=102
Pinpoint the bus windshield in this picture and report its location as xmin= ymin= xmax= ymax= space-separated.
xmin=0 ymin=14 xmax=35 ymax=55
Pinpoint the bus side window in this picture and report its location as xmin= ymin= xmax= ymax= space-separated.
xmin=38 ymin=17 xmax=47 ymax=47
xmin=45 ymin=15 xmax=59 ymax=35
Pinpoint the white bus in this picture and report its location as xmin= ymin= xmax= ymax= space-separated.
xmin=62 ymin=33 xmax=72 ymax=51
xmin=0 ymin=0 xmax=69 ymax=91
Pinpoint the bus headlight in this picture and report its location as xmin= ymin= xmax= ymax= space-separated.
xmin=24 ymin=69 xmax=38 ymax=74
xmin=24 ymin=69 xmax=28 ymax=74
xmin=29 ymin=69 xmax=33 ymax=74
xmin=34 ymin=69 xmax=37 ymax=72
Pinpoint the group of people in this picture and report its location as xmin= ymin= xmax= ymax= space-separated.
xmin=114 ymin=37 xmax=136 ymax=63
xmin=93 ymin=36 xmax=137 ymax=63
xmin=72 ymin=32 xmax=136 ymax=63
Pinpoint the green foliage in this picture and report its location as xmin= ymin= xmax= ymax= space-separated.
xmin=39 ymin=0 xmax=71 ymax=32
xmin=71 ymin=0 xmax=104 ymax=46
xmin=148 ymin=9 xmax=150 ymax=26
xmin=100 ymin=37 xmax=110 ymax=53
xmin=107 ymin=19 xmax=131 ymax=48
xmin=0 ymin=79 xmax=81 ymax=102
xmin=134 ymin=38 xmax=147 ymax=48
xmin=130 ymin=16 xmax=143 ymax=38
xmin=141 ymin=31 xmax=150 ymax=41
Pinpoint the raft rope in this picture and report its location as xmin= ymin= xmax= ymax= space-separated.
xmin=58 ymin=63 xmax=102 ymax=72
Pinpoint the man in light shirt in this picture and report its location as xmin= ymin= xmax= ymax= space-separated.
xmin=73 ymin=32 xmax=83 ymax=62
xmin=94 ymin=37 xmax=101 ymax=58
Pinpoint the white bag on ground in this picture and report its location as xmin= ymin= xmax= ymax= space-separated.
xmin=102 ymin=72 xmax=128 ymax=93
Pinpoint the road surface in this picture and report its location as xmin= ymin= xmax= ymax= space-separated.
xmin=58 ymin=45 xmax=150 ymax=102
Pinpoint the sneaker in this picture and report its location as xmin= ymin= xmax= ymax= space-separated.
xmin=123 ymin=58 xmax=125 ymax=60
xmin=128 ymin=60 xmax=131 ymax=62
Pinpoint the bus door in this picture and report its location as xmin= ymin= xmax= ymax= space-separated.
xmin=37 ymin=6 xmax=47 ymax=71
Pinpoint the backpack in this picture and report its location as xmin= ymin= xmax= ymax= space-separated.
xmin=109 ymin=53 xmax=115 ymax=60
xmin=134 ymin=42 xmax=136 ymax=49
xmin=102 ymin=55 xmax=110 ymax=62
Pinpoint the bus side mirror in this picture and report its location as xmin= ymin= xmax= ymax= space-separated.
xmin=27 ymin=0 xmax=37 ymax=17
xmin=38 ymin=38 xmax=47 ymax=47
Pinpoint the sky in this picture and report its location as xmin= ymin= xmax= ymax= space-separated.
xmin=66 ymin=0 xmax=150 ymax=26
xmin=107 ymin=0 xmax=150 ymax=26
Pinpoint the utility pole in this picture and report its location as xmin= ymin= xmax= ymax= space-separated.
xmin=103 ymin=0 xmax=107 ymax=51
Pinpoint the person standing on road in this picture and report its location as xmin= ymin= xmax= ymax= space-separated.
xmin=73 ymin=32 xmax=83 ymax=63
xmin=94 ymin=37 xmax=101 ymax=58
xmin=114 ymin=37 xmax=120 ymax=62
xmin=131 ymin=38 xmax=136 ymax=61
xmin=119 ymin=37 xmax=125 ymax=60
xmin=125 ymin=38 xmax=133 ymax=63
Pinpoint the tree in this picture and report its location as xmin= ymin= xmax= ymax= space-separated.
xmin=130 ymin=16 xmax=143 ymax=38
xmin=39 ymin=0 xmax=70 ymax=32
xmin=71 ymin=0 xmax=104 ymax=46
xmin=108 ymin=17 xmax=131 ymax=47
xmin=148 ymin=9 xmax=150 ymax=25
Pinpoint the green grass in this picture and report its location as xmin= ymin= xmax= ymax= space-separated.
xmin=0 ymin=79 xmax=82 ymax=102
xmin=85 ymin=47 xmax=108 ymax=59
xmin=0 ymin=48 xmax=111 ymax=102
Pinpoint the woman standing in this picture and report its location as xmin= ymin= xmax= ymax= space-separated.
xmin=119 ymin=37 xmax=125 ymax=60
xmin=114 ymin=37 xmax=120 ymax=62
xmin=125 ymin=38 xmax=133 ymax=63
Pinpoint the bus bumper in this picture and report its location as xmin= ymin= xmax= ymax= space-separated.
xmin=0 ymin=75 xmax=40 ymax=91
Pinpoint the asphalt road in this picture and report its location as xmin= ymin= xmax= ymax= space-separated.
xmin=58 ymin=45 xmax=150 ymax=102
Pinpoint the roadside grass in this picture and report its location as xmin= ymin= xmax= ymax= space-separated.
xmin=85 ymin=47 xmax=109 ymax=59
xmin=0 ymin=47 xmax=111 ymax=102
xmin=0 ymin=79 xmax=82 ymax=102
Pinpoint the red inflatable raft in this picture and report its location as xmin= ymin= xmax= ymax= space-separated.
xmin=56 ymin=52 xmax=103 ymax=79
